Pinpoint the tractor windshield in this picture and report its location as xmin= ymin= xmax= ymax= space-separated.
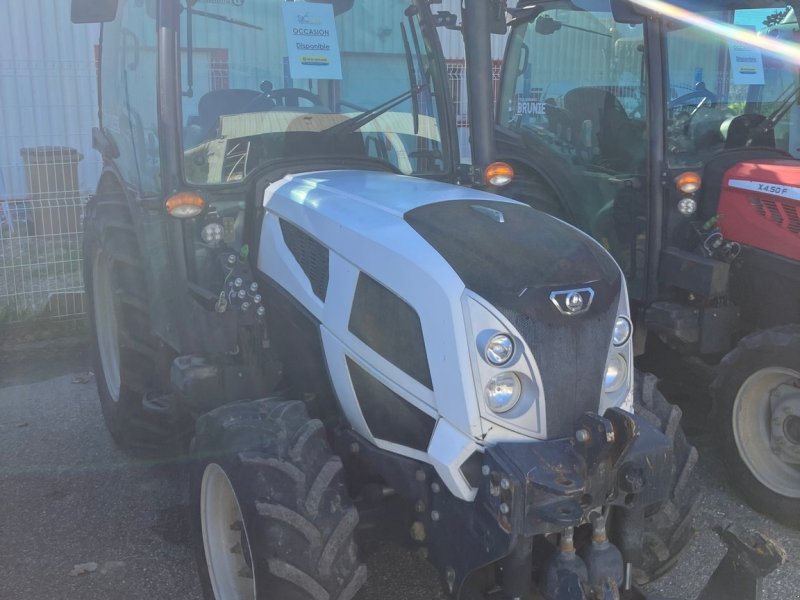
xmin=497 ymin=0 xmax=650 ymax=295
xmin=665 ymin=5 xmax=800 ymax=167
xmin=180 ymin=0 xmax=451 ymax=185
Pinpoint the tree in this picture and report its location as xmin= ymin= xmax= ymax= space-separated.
xmin=763 ymin=8 xmax=790 ymax=28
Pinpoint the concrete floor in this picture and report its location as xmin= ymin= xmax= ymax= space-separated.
xmin=1 ymin=339 xmax=798 ymax=600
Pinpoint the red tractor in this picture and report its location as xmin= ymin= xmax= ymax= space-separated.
xmin=457 ymin=0 xmax=800 ymax=525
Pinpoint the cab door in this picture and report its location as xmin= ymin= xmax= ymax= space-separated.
xmin=495 ymin=0 xmax=650 ymax=298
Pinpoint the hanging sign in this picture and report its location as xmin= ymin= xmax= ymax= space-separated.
xmin=728 ymin=39 xmax=765 ymax=85
xmin=282 ymin=3 xmax=343 ymax=80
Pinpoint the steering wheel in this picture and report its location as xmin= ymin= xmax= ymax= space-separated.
xmin=669 ymin=85 xmax=718 ymax=111
xmin=244 ymin=82 xmax=324 ymax=112
xmin=268 ymin=88 xmax=324 ymax=108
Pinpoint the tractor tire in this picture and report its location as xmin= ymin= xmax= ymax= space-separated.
xmin=711 ymin=326 xmax=800 ymax=527
xmin=84 ymin=192 xmax=182 ymax=450
xmin=632 ymin=371 xmax=698 ymax=584
xmin=502 ymin=168 xmax=569 ymax=222
xmin=190 ymin=399 xmax=367 ymax=600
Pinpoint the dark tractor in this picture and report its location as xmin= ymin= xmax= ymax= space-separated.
xmin=72 ymin=0 xmax=781 ymax=598
xmin=458 ymin=0 xmax=800 ymax=526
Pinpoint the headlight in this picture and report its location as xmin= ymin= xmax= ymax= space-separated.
xmin=484 ymin=372 xmax=522 ymax=413
xmin=677 ymin=197 xmax=697 ymax=216
xmin=612 ymin=316 xmax=632 ymax=346
xmin=604 ymin=354 xmax=627 ymax=393
xmin=201 ymin=222 xmax=224 ymax=244
xmin=485 ymin=334 xmax=515 ymax=366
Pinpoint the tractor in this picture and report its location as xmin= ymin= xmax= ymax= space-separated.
xmin=457 ymin=0 xmax=800 ymax=526
xmin=71 ymin=0 xmax=781 ymax=598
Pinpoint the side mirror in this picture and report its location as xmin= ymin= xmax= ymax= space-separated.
xmin=71 ymin=0 xmax=119 ymax=24
xmin=488 ymin=0 xmax=508 ymax=35
xmin=535 ymin=15 xmax=562 ymax=35
xmin=610 ymin=0 xmax=646 ymax=24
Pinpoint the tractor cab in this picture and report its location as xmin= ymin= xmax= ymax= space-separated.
xmin=73 ymin=0 xmax=460 ymax=351
xmin=494 ymin=0 xmax=799 ymax=305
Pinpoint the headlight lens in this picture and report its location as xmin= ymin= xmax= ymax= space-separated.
xmin=201 ymin=222 xmax=224 ymax=244
xmin=484 ymin=372 xmax=522 ymax=413
xmin=485 ymin=334 xmax=515 ymax=366
xmin=612 ymin=316 xmax=632 ymax=346
xmin=604 ymin=354 xmax=627 ymax=393
xmin=677 ymin=197 xmax=697 ymax=215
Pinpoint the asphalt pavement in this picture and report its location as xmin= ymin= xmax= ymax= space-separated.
xmin=1 ymin=339 xmax=798 ymax=600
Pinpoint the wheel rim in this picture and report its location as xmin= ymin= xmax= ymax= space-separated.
xmin=201 ymin=463 xmax=257 ymax=600
xmin=92 ymin=250 xmax=121 ymax=402
xmin=732 ymin=366 xmax=800 ymax=498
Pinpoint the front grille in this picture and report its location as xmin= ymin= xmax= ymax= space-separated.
xmin=349 ymin=273 xmax=433 ymax=389
xmin=279 ymin=219 xmax=329 ymax=301
xmin=500 ymin=303 xmax=616 ymax=439
xmin=749 ymin=196 xmax=800 ymax=235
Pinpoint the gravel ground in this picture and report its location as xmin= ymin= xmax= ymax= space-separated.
xmin=1 ymin=341 xmax=798 ymax=600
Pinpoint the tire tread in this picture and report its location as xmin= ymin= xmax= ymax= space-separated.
xmin=192 ymin=399 xmax=366 ymax=600
xmin=633 ymin=371 xmax=698 ymax=584
xmin=711 ymin=326 xmax=800 ymax=527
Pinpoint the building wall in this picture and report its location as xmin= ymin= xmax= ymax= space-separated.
xmin=0 ymin=2 xmax=101 ymax=200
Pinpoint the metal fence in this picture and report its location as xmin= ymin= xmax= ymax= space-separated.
xmin=0 ymin=58 xmax=100 ymax=327
xmin=446 ymin=60 xmax=503 ymax=163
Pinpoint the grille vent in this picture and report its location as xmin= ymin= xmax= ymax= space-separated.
xmin=749 ymin=196 xmax=800 ymax=235
xmin=279 ymin=220 xmax=329 ymax=301
xmin=349 ymin=273 xmax=433 ymax=389
xmin=347 ymin=357 xmax=435 ymax=451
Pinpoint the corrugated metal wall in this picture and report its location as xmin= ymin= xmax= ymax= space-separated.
xmin=437 ymin=0 xmax=508 ymax=163
xmin=0 ymin=1 xmax=100 ymax=325
xmin=437 ymin=0 xmax=507 ymax=60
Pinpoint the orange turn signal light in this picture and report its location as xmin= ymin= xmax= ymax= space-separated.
xmin=484 ymin=162 xmax=515 ymax=187
xmin=675 ymin=171 xmax=702 ymax=194
xmin=165 ymin=192 xmax=206 ymax=218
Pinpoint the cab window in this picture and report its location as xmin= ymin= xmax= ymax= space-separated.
xmin=497 ymin=1 xmax=648 ymax=295
xmin=100 ymin=0 xmax=161 ymax=195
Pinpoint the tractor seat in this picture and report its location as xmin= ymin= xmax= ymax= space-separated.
xmin=564 ymin=87 xmax=641 ymax=171
xmin=722 ymin=113 xmax=775 ymax=150
xmin=184 ymin=89 xmax=262 ymax=147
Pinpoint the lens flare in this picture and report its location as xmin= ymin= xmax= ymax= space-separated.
xmin=628 ymin=0 xmax=800 ymax=65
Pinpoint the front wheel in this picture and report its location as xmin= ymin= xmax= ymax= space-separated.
xmin=631 ymin=371 xmax=698 ymax=584
xmin=190 ymin=399 xmax=367 ymax=600
xmin=712 ymin=326 xmax=800 ymax=527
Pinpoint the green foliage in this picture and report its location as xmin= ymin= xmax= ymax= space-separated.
xmin=763 ymin=8 xmax=790 ymax=28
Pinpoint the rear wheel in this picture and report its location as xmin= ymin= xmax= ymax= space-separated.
xmin=632 ymin=371 xmax=698 ymax=584
xmin=191 ymin=399 xmax=367 ymax=600
xmin=712 ymin=326 xmax=800 ymax=527
xmin=84 ymin=192 xmax=183 ymax=449
xmin=502 ymin=167 xmax=568 ymax=221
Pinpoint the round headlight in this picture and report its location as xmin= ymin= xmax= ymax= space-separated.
xmin=201 ymin=222 xmax=224 ymax=244
xmin=485 ymin=334 xmax=515 ymax=366
xmin=604 ymin=354 xmax=627 ymax=393
xmin=484 ymin=372 xmax=522 ymax=413
xmin=612 ymin=316 xmax=632 ymax=346
xmin=677 ymin=197 xmax=697 ymax=215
